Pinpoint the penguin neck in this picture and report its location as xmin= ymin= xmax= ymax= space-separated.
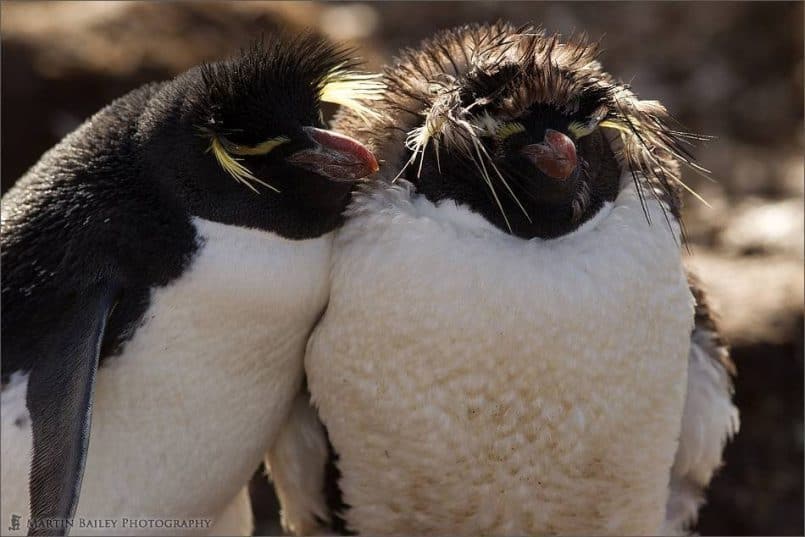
xmin=411 ymin=193 xmax=615 ymax=242
xmin=182 ymin=177 xmax=353 ymax=240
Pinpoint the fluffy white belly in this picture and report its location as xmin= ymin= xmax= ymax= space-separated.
xmin=306 ymin=178 xmax=694 ymax=536
xmin=2 ymin=218 xmax=332 ymax=536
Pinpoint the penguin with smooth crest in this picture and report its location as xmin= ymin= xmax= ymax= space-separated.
xmin=1 ymin=33 xmax=379 ymax=536
xmin=268 ymin=23 xmax=738 ymax=536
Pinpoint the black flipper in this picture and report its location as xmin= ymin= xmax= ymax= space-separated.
xmin=25 ymin=284 xmax=118 ymax=537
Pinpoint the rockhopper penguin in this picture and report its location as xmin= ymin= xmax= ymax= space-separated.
xmin=270 ymin=23 xmax=738 ymax=536
xmin=1 ymin=34 xmax=379 ymax=536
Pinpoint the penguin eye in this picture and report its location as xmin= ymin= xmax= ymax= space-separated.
xmin=495 ymin=121 xmax=526 ymax=141
xmin=218 ymin=135 xmax=290 ymax=156
xmin=208 ymin=135 xmax=285 ymax=194
xmin=568 ymin=105 xmax=608 ymax=139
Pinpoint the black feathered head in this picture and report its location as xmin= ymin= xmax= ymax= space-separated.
xmin=334 ymin=22 xmax=707 ymax=240
xmin=195 ymin=33 xmax=381 ymax=192
xmin=140 ymin=32 xmax=381 ymax=238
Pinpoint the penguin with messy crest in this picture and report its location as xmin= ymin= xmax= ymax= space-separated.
xmin=267 ymin=22 xmax=738 ymax=536
xmin=1 ymin=33 xmax=380 ymax=536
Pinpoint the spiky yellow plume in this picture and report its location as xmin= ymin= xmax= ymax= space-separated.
xmin=320 ymin=66 xmax=385 ymax=120
xmin=209 ymin=137 xmax=280 ymax=194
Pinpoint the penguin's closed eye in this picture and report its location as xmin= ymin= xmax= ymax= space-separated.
xmin=192 ymin=38 xmax=381 ymax=196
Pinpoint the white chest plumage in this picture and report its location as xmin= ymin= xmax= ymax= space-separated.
xmin=306 ymin=177 xmax=694 ymax=536
xmin=1 ymin=218 xmax=332 ymax=536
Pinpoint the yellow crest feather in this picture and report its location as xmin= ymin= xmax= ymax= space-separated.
xmin=209 ymin=137 xmax=280 ymax=194
xmin=222 ymin=136 xmax=290 ymax=156
xmin=601 ymin=119 xmax=711 ymax=208
xmin=320 ymin=66 xmax=385 ymax=120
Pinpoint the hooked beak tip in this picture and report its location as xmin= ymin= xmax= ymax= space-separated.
xmin=287 ymin=127 xmax=378 ymax=182
xmin=520 ymin=129 xmax=578 ymax=180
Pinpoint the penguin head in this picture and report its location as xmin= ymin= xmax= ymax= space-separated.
xmin=139 ymin=34 xmax=381 ymax=238
xmin=404 ymin=60 xmax=623 ymax=240
xmin=339 ymin=23 xmax=700 ymax=240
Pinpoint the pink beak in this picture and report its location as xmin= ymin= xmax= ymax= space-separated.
xmin=286 ymin=127 xmax=379 ymax=182
xmin=520 ymin=129 xmax=578 ymax=180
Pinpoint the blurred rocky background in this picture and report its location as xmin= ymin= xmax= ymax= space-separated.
xmin=2 ymin=1 xmax=802 ymax=535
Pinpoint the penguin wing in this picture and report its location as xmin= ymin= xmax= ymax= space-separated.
xmin=24 ymin=282 xmax=119 ymax=537
xmin=664 ymin=274 xmax=739 ymax=533
xmin=265 ymin=389 xmax=331 ymax=536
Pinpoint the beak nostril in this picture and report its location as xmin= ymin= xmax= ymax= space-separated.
xmin=520 ymin=129 xmax=577 ymax=180
xmin=286 ymin=127 xmax=378 ymax=181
